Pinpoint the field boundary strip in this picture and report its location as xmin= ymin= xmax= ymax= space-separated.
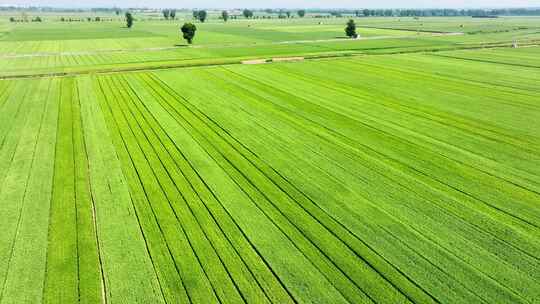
xmin=429 ymin=52 xmax=540 ymax=69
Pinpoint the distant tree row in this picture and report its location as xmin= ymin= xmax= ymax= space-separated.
xmin=2 ymin=6 xmax=540 ymax=16
xmin=9 ymin=16 xmax=42 ymax=22
xmin=162 ymin=9 xmax=177 ymax=20
xmin=58 ymin=17 xmax=116 ymax=22
xmin=331 ymin=8 xmax=540 ymax=17
xmin=224 ymin=15 xmax=292 ymax=20
xmin=305 ymin=8 xmax=540 ymax=16
xmin=52 ymin=11 xmax=133 ymax=27
xmin=223 ymin=14 xmax=241 ymax=20
xmin=240 ymin=9 xmax=307 ymax=19
xmin=358 ymin=9 xmax=457 ymax=17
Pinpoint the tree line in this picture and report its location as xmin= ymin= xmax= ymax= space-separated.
xmin=3 ymin=6 xmax=540 ymax=16
xmin=9 ymin=16 xmax=42 ymax=22
xmin=341 ymin=8 xmax=540 ymax=17
xmin=7 ymin=7 xmax=540 ymax=24
xmin=241 ymin=9 xmax=307 ymax=18
xmin=162 ymin=9 xmax=177 ymax=20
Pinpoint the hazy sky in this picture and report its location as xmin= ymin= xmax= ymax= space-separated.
xmin=2 ymin=0 xmax=539 ymax=9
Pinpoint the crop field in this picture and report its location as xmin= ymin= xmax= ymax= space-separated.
xmin=1 ymin=51 xmax=539 ymax=303
xmin=0 ymin=16 xmax=539 ymax=79
xmin=2 ymin=34 xmax=540 ymax=79
xmin=0 ymin=38 xmax=454 ymax=78
xmin=354 ymin=16 xmax=540 ymax=33
xmin=0 ymin=20 xmax=420 ymax=53
xmin=1 ymin=16 xmax=539 ymax=56
xmin=0 ymin=12 xmax=539 ymax=304
xmin=434 ymin=46 xmax=540 ymax=68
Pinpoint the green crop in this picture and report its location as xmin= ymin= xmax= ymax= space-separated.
xmin=0 ymin=15 xmax=538 ymax=304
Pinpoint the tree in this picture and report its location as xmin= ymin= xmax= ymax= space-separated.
xmin=363 ymin=9 xmax=370 ymax=16
xmin=125 ymin=12 xmax=134 ymax=28
xmin=197 ymin=10 xmax=207 ymax=22
xmin=345 ymin=19 xmax=357 ymax=38
xmin=243 ymin=9 xmax=253 ymax=19
xmin=163 ymin=9 xmax=170 ymax=20
xmin=222 ymin=10 xmax=229 ymax=22
xmin=181 ymin=23 xmax=197 ymax=44
xmin=9 ymin=17 xmax=15 ymax=22
xmin=170 ymin=10 xmax=176 ymax=20
xmin=192 ymin=10 xmax=198 ymax=19
xmin=115 ymin=10 xmax=120 ymax=15
xmin=286 ymin=11 xmax=291 ymax=18
xmin=298 ymin=10 xmax=306 ymax=18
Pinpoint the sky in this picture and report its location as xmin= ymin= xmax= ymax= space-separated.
xmin=1 ymin=0 xmax=539 ymax=9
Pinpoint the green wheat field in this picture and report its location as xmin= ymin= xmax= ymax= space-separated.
xmin=0 ymin=11 xmax=539 ymax=304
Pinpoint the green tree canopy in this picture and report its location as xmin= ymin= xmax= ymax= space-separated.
xmin=181 ymin=22 xmax=197 ymax=44
xmin=345 ymin=19 xmax=357 ymax=38
xmin=162 ymin=9 xmax=170 ymax=19
xmin=243 ymin=9 xmax=253 ymax=18
xmin=198 ymin=10 xmax=207 ymax=22
xmin=125 ymin=12 xmax=134 ymax=28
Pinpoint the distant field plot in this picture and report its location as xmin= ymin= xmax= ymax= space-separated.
xmin=370 ymin=49 xmax=540 ymax=93
xmin=0 ymin=36 xmax=454 ymax=77
xmin=0 ymin=16 xmax=538 ymax=62
xmin=0 ymin=16 xmax=538 ymax=79
xmin=0 ymin=22 xmax=160 ymax=41
xmin=0 ymin=20 xmax=420 ymax=55
xmin=355 ymin=16 xmax=540 ymax=33
xmin=198 ymin=23 xmax=419 ymax=42
xmin=4 ymin=34 xmax=540 ymax=79
xmin=433 ymin=46 xmax=540 ymax=68
xmin=0 ymin=49 xmax=539 ymax=303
